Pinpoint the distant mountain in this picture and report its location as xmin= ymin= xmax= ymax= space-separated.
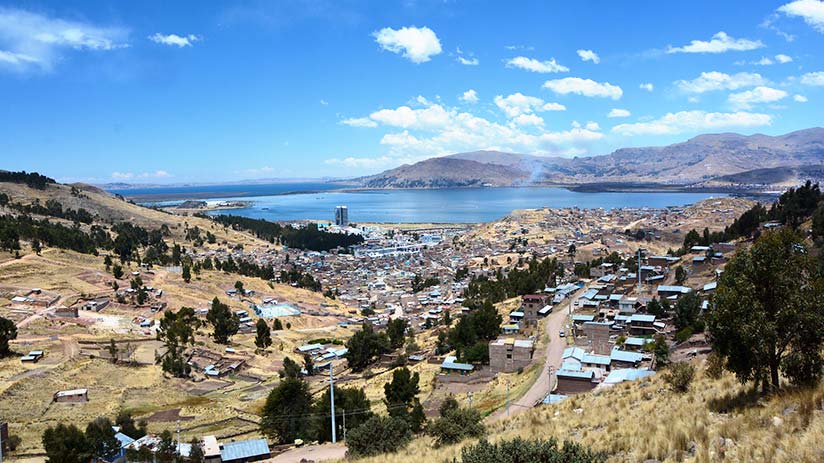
xmin=353 ymin=128 xmax=824 ymax=189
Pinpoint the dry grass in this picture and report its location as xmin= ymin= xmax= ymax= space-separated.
xmin=346 ymin=361 xmax=824 ymax=463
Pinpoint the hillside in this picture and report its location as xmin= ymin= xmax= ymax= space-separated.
xmin=353 ymin=128 xmax=824 ymax=190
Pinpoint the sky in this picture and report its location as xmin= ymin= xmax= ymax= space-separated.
xmin=0 ymin=0 xmax=823 ymax=184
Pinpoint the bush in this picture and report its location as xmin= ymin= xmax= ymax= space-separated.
xmin=452 ymin=437 xmax=605 ymax=463
xmin=664 ymin=362 xmax=695 ymax=393
xmin=705 ymin=352 xmax=724 ymax=380
xmin=346 ymin=415 xmax=411 ymax=457
xmin=427 ymin=405 xmax=485 ymax=447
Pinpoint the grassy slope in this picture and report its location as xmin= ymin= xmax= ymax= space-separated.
xmin=349 ymin=362 xmax=824 ymax=463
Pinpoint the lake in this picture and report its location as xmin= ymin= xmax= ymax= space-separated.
xmin=110 ymin=183 xmax=729 ymax=224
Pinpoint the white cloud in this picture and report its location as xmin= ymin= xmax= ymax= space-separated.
xmin=493 ymin=93 xmax=566 ymax=118
xmin=505 ymin=56 xmax=569 ymax=73
xmin=111 ymin=170 xmax=172 ymax=180
xmin=543 ymin=77 xmax=623 ymax=99
xmin=675 ymin=71 xmax=767 ymax=93
xmin=459 ymin=89 xmax=479 ymax=104
xmin=320 ymin=99 xmax=329 ymax=105
xmin=576 ymin=49 xmax=600 ymax=64
xmin=778 ymin=0 xmax=824 ymax=33
xmin=612 ymin=110 xmax=772 ymax=136
xmin=0 ymin=7 xmax=129 ymax=72
xmin=794 ymin=94 xmax=808 ymax=102
xmin=639 ymin=83 xmax=654 ymax=92
xmin=800 ymin=71 xmax=824 ymax=85
xmin=728 ymin=86 xmax=788 ymax=109
xmin=373 ymin=26 xmax=442 ymax=63
xmin=457 ymin=56 xmax=479 ymax=66
xmin=335 ymin=98 xmax=602 ymax=164
xmin=775 ymin=53 xmax=794 ymax=63
xmin=341 ymin=117 xmax=378 ymax=128
xmin=511 ymin=113 xmax=545 ymax=127
xmin=754 ymin=57 xmax=774 ymax=65
xmin=607 ymin=108 xmax=631 ymax=118
xmin=666 ymin=31 xmax=764 ymax=54
xmin=324 ymin=156 xmax=400 ymax=169
xmin=148 ymin=33 xmax=200 ymax=47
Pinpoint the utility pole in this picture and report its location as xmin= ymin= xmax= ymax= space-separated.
xmin=330 ymin=365 xmax=337 ymax=444
xmin=176 ymin=419 xmax=181 ymax=463
xmin=341 ymin=408 xmax=346 ymax=441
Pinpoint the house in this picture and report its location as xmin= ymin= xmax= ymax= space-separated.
xmin=489 ymin=338 xmax=534 ymax=372
xmin=53 ymin=306 xmax=79 ymax=318
xmin=220 ymin=438 xmax=271 ymax=463
xmin=107 ymin=431 xmax=135 ymax=463
xmin=657 ymin=285 xmax=692 ymax=299
xmin=202 ymin=435 xmax=222 ymax=463
xmin=21 ymin=350 xmax=44 ymax=363
xmin=629 ymin=314 xmax=657 ymax=335
xmin=555 ymin=369 xmax=596 ymax=394
xmin=610 ymin=348 xmax=645 ymax=368
xmin=601 ymin=368 xmax=655 ymax=387
xmin=441 ymin=356 xmax=474 ymax=375
xmin=623 ymin=337 xmax=653 ymax=351
xmin=582 ymin=321 xmax=611 ymax=355
xmin=521 ymin=294 xmax=547 ymax=325
xmin=53 ymin=388 xmax=88 ymax=403
xmin=581 ymin=353 xmax=611 ymax=371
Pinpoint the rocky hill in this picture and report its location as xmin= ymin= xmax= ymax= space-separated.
xmin=353 ymin=128 xmax=824 ymax=190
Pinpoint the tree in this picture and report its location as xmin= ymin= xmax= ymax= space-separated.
xmin=255 ymin=319 xmax=272 ymax=351
xmin=346 ymin=415 xmax=411 ymax=457
xmin=157 ymin=307 xmax=198 ymax=377
xmin=234 ymin=280 xmax=244 ymax=293
xmin=182 ymin=264 xmax=191 ymax=283
xmin=673 ymin=291 xmax=701 ymax=332
xmin=188 ymin=437 xmax=205 ymax=463
xmin=260 ymin=377 xmax=315 ymax=444
xmin=42 ymin=423 xmax=91 ymax=463
xmin=674 ymin=266 xmax=687 ymax=285
xmin=107 ymin=338 xmax=119 ymax=363
xmin=646 ymin=298 xmax=664 ymax=317
xmin=155 ymin=430 xmax=176 ymax=463
xmin=386 ymin=318 xmax=408 ymax=350
xmin=708 ymin=228 xmax=824 ymax=391
xmin=31 ymin=238 xmax=42 ymax=254
xmin=273 ymin=318 xmax=284 ymax=330
xmin=344 ymin=324 xmax=389 ymax=371
xmin=314 ymin=386 xmax=372 ymax=443
xmin=116 ymin=411 xmax=147 ymax=439
xmin=207 ymin=297 xmax=239 ymax=344
xmin=85 ymin=417 xmax=120 ymax=461
xmin=303 ymin=354 xmax=315 ymax=376
xmin=427 ymin=399 xmax=485 ymax=447
xmin=280 ymin=356 xmax=303 ymax=379
xmin=652 ymin=334 xmax=669 ymax=368
xmin=0 ymin=316 xmax=18 ymax=357
xmin=384 ymin=367 xmax=425 ymax=432
xmin=112 ymin=264 xmax=123 ymax=279
xmin=813 ymin=202 xmax=824 ymax=240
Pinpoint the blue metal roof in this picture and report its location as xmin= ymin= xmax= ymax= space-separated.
xmin=604 ymin=368 xmax=654 ymax=384
xmin=563 ymin=347 xmax=586 ymax=361
xmin=657 ymin=285 xmax=692 ymax=294
xmin=610 ymin=349 xmax=645 ymax=363
xmin=441 ymin=355 xmax=474 ymax=371
xmin=220 ymin=438 xmax=270 ymax=461
xmin=624 ymin=337 xmax=653 ymax=346
xmin=572 ymin=314 xmax=595 ymax=322
xmin=557 ymin=369 xmax=595 ymax=379
xmin=542 ymin=393 xmax=569 ymax=404
xmin=114 ymin=432 xmax=135 ymax=448
xmin=630 ymin=314 xmax=656 ymax=323
xmin=582 ymin=353 xmax=611 ymax=365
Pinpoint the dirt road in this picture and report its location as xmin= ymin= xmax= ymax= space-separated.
xmin=267 ymin=443 xmax=347 ymax=463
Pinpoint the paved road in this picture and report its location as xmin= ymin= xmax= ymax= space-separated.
xmin=267 ymin=443 xmax=347 ymax=463
xmin=487 ymin=288 xmax=582 ymax=422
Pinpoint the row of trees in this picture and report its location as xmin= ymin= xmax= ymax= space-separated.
xmin=40 ymin=412 xmax=154 ymax=463
xmin=462 ymin=256 xmax=563 ymax=309
xmin=0 ymin=170 xmax=55 ymax=189
xmin=0 ymin=215 xmax=105 ymax=254
xmin=212 ymin=215 xmax=364 ymax=251
xmin=3 ymin=197 xmax=95 ymax=224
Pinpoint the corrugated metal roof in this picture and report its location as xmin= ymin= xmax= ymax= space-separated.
xmin=557 ymin=369 xmax=595 ymax=379
xmin=220 ymin=438 xmax=270 ymax=461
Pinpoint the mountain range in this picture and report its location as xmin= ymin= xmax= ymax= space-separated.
xmin=353 ymin=128 xmax=824 ymax=190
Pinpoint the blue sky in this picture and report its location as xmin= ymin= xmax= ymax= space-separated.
xmin=0 ymin=0 xmax=823 ymax=184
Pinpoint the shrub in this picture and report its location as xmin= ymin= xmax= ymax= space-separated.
xmin=427 ymin=405 xmax=485 ymax=447
xmin=346 ymin=415 xmax=411 ymax=457
xmin=452 ymin=437 xmax=605 ymax=463
xmin=705 ymin=352 xmax=724 ymax=380
xmin=664 ymin=362 xmax=695 ymax=393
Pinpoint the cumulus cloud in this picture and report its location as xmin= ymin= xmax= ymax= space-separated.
xmin=459 ymin=89 xmax=479 ymax=103
xmin=728 ymin=86 xmax=788 ymax=109
xmin=148 ymin=33 xmax=200 ymax=47
xmin=334 ymin=97 xmax=602 ymax=165
xmin=775 ymin=53 xmax=794 ymax=63
xmin=607 ymin=108 xmax=631 ymax=118
xmin=794 ymin=94 xmax=808 ymax=102
xmin=675 ymin=71 xmax=767 ymax=93
xmin=505 ymin=56 xmax=569 ymax=73
xmin=341 ymin=117 xmax=378 ymax=128
xmin=542 ymin=77 xmax=623 ymax=99
xmin=639 ymin=83 xmax=654 ymax=92
xmin=778 ymin=0 xmax=824 ymax=33
xmin=612 ymin=110 xmax=772 ymax=136
xmin=373 ymin=26 xmax=442 ymax=63
xmin=576 ymin=49 xmax=600 ymax=64
xmin=666 ymin=31 xmax=763 ymax=54
xmin=0 ymin=7 xmax=129 ymax=72
xmin=493 ymin=93 xmax=566 ymax=117
xmin=800 ymin=71 xmax=824 ymax=85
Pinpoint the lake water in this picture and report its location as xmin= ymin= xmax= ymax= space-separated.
xmin=109 ymin=182 xmax=728 ymax=224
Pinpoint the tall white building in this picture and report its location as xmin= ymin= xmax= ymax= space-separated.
xmin=335 ymin=206 xmax=349 ymax=227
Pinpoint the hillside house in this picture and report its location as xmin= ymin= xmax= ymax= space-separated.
xmin=489 ymin=338 xmax=534 ymax=372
